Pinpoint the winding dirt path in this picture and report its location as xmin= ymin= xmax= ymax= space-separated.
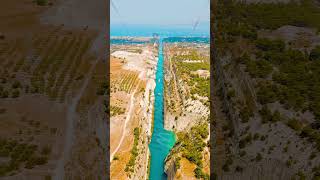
xmin=110 ymin=73 xmax=142 ymax=161
xmin=53 ymin=58 xmax=99 ymax=180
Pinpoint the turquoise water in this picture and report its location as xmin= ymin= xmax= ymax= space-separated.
xmin=111 ymin=24 xmax=209 ymax=37
xmin=110 ymin=24 xmax=209 ymax=178
xmin=110 ymin=37 xmax=210 ymax=45
xmin=149 ymin=38 xmax=176 ymax=180
xmin=110 ymin=38 xmax=149 ymax=44
xmin=163 ymin=37 xmax=209 ymax=44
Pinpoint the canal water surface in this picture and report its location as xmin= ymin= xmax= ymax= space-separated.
xmin=149 ymin=38 xmax=176 ymax=180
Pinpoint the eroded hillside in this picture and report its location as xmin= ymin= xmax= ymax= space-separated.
xmin=212 ymin=0 xmax=320 ymax=179
xmin=110 ymin=41 xmax=157 ymax=180
xmin=163 ymin=41 xmax=210 ymax=180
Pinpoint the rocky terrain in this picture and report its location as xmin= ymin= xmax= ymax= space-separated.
xmin=110 ymin=42 xmax=157 ymax=180
xmin=212 ymin=0 xmax=320 ymax=179
xmin=163 ymin=42 xmax=210 ymax=179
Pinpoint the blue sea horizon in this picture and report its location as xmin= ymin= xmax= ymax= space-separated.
xmin=110 ymin=23 xmax=209 ymax=37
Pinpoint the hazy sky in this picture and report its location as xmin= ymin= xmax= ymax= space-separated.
xmin=111 ymin=0 xmax=209 ymax=26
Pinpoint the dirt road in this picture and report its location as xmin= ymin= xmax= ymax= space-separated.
xmin=110 ymin=74 xmax=142 ymax=161
xmin=53 ymin=58 xmax=99 ymax=180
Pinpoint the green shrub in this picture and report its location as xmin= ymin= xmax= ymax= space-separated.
xmin=176 ymin=123 xmax=208 ymax=169
xmin=12 ymin=80 xmax=21 ymax=89
xmin=174 ymin=157 xmax=181 ymax=170
xmin=259 ymin=106 xmax=273 ymax=123
xmin=272 ymin=110 xmax=281 ymax=122
xmin=11 ymin=89 xmax=20 ymax=98
xmin=217 ymin=0 xmax=320 ymax=122
xmin=253 ymin=133 xmax=260 ymax=140
xmin=310 ymin=46 xmax=320 ymax=61
xmin=222 ymin=163 xmax=230 ymax=172
xmin=113 ymin=155 xmax=119 ymax=161
xmin=235 ymin=166 xmax=243 ymax=172
xmin=227 ymin=89 xmax=235 ymax=99
xmin=296 ymin=171 xmax=306 ymax=180
xmin=35 ymin=0 xmax=48 ymax=6
xmin=125 ymin=127 xmax=140 ymax=173
xmin=1 ymin=90 xmax=8 ymax=98
xmin=257 ymin=82 xmax=280 ymax=104
xmin=0 ymin=139 xmax=47 ymax=174
xmin=255 ymin=38 xmax=285 ymax=52
xmin=287 ymin=119 xmax=303 ymax=131
xmin=300 ymin=126 xmax=314 ymax=138
xmin=239 ymin=105 xmax=253 ymax=123
xmin=96 ymin=81 xmax=108 ymax=95
xmin=194 ymin=166 xmax=209 ymax=179
xmin=245 ymin=59 xmax=273 ymax=78
xmin=239 ymin=150 xmax=246 ymax=157
xmin=256 ymin=153 xmax=262 ymax=162
xmin=239 ymin=133 xmax=252 ymax=148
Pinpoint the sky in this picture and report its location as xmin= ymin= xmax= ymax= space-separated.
xmin=111 ymin=0 xmax=209 ymax=26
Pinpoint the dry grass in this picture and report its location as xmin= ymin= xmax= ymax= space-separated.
xmin=175 ymin=158 xmax=197 ymax=180
xmin=0 ymin=0 xmax=104 ymax=178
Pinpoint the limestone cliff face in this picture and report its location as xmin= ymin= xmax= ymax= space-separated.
xmin=163 ymin=98 xmax=176 ymax=131
xmin=163 ymin=45 xmax=176 ymax=132
xmin=164 ymin=149 xmax=178 ymax=180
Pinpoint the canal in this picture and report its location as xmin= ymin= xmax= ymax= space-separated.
xmin=149 ymin=38 xmax=176 ymax=180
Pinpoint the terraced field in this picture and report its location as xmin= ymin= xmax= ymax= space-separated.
xmin=111 ymin=71 xmax=139 ymax=94
xmin=0 ymin=0 xmax=108 ymax=179
xmin=0 ymin=0 xmax=108 ymax=178
xmin=1 ymin=28 xmax=94 ymax=100
xmin=0 ymin=25 xmax=104 ymax=177
xmin=110 ymin=43 xmax=157 ymax=180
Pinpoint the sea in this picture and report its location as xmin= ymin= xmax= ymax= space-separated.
xmin=110 ymin=23 xmax=209 ymax=180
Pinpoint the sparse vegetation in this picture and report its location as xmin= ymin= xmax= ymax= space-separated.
xmin=216 ymin=0 xmax=320 ymax=177
xmin=110 ymin=106 xmax=125 ymax=116
xmin=120 ymin=72 xmax=139 ymax=93
xmin=173 ymin=123 xmax=209 ymax=178
xmin=125 ymin=127 xmax=140 ymax=174
xmin=96 ymin=81 xmax=108 ymax=95
xmin=11 ymin=89 xmax=20 ymax=98
xmin=0 ymin=139 xmax=49 ymax=176
xmin=239 ymin=105 xmax=253 ymax=123
xmin=113 ymin=155 xmax=119 ymax=161
xmin=35 ymin=0 xmax=48 ymax=6
xmin=259 ymin=106 xmax=281 ymax=123
xmin=239 ymin=133 xmax=252 ymax=148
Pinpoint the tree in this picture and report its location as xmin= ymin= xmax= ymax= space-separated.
xmin=1 ymin=90 xmax=8 ymax=98
xmin=11 ymin=89 xmax=20 ymax=98
xmin=255 ymin=38 xmax=285 ymax=52
xmin=12 ymin=80 xmax=21 ymax=89
xmin=310 ymin=46 xmax=320 ymax=61
xmin=36 ymin=0 xmax=48 ymax=6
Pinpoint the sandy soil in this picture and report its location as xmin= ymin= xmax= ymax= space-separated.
xmin=0 ymin=95 xmax=66 ymax=179
xmin=40 ymin=0 xmax=106 ymax=56
xmin=175 ymin=158 xmax=197 ymax=180
xmin=0 ymin=0 xmax=107 ymax=179
xmin=110 ymin=44 xmax=157 ymax=179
